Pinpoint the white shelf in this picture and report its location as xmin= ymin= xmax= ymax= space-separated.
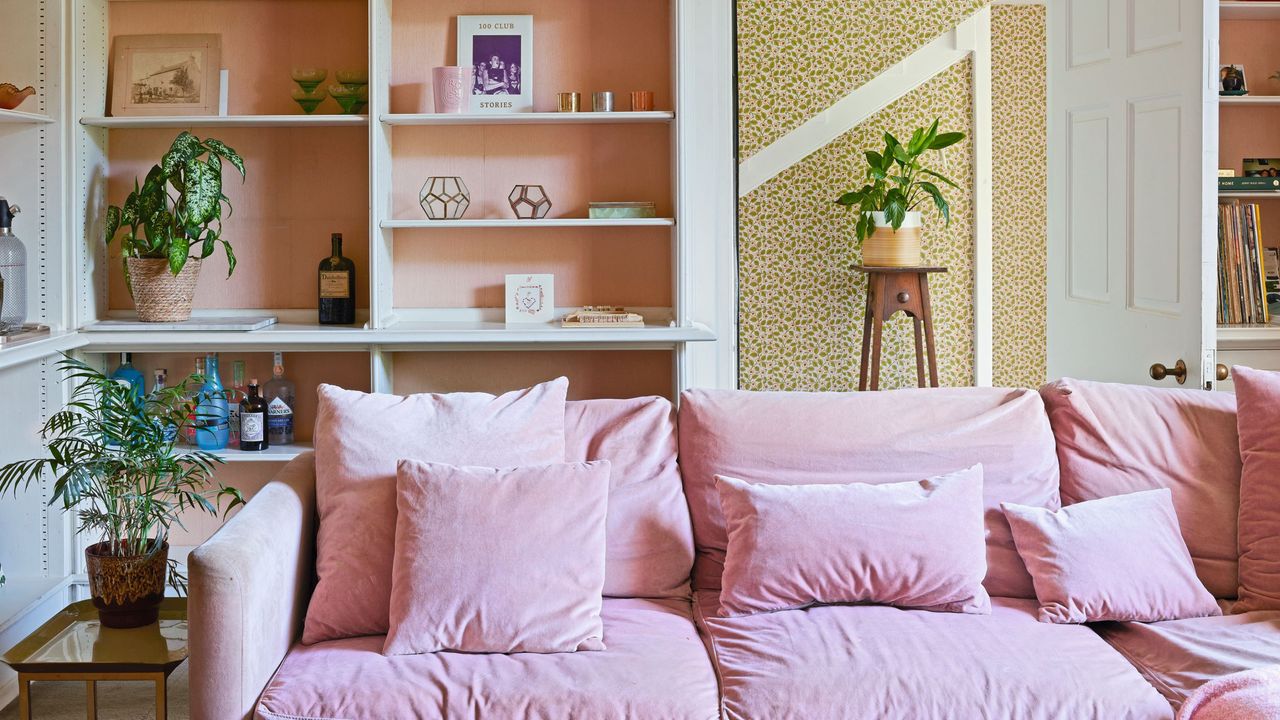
xmin=80 ymin=322 xmax=374 ymax=352
xmin=1218 ymin=324 xmax=1280 ymax=350
xmin=0 ymin=108 xmax=53 ymax=124
xmin=1219 ymin=96 xmax=1280 ymax=106
xmin=218 ymin=442 xmax=312 ymax=463
xmin=382 ymin=218 xmax=675 ymax=230
xmin=1221 ymin=1 xmax=1280 ymax=20
xmin=0 ymin=576 xmax=69 ymax=634
xmin=382 ymin=111 xmax=674 ymax=126
xmin=80 ymin=114 xmax=369 ymax=129
xmin=0 ymin=332 xmax=87 ymax=372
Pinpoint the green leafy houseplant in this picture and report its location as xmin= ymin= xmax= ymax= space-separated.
xmin=0 ymin=356 xmax=242 ymax=626
xmin=105 ymin=131 xmax=246 ymax=277
xmin=834 ymin=119 xmax=965 ymax=247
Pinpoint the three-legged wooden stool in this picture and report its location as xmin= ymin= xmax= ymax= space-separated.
xmin=854 ymin=265 xmax=947 ymax=391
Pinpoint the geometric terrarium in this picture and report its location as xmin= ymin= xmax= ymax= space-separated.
xmin=508 ymin=184 xmax=553 ymax=220
xmin=419 ymin=177 xmax=471 ymax=220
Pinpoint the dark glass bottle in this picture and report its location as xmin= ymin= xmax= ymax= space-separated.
xmin=318 ymin=233 xmax=356 ymax=325
xmin=238 ymin=379 xmax=269 ymax=452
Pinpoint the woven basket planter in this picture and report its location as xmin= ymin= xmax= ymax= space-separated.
xmin=126 ymin=257 xmax=201 ymax=322
xmin=862 ymin=211 xmax=923 ymax=268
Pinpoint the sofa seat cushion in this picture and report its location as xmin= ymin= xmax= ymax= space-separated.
xmin=693 ymin=591 xmax=1172 ymax=720
xmin=256 ymin=598 xmax=720 ymax=720
xmin=1094 ymin=607 xmax=1280 ymax=711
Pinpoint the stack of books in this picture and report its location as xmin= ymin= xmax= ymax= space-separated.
xmin=1217 ymin=200 xmax=1271 ymax=325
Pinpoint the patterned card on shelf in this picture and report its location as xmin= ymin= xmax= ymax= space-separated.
xmin=505 ymin=274 xmax=555 ymax=324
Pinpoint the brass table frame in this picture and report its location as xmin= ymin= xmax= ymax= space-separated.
xmin=3 ymin=598 xmax=187 ymax=720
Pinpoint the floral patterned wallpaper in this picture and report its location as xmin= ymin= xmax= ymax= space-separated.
xmin=736 ymin=2 xmax=1048 ymax=390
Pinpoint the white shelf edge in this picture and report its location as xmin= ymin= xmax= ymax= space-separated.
xmin=382 ymin=218 xmax=676 ymax=229
xmin=1218 ymin=96 xmax=1280 ymax=105
xmin=0 ymin=108 xmax=54 ymax=124
xmin=1218 ymin=324 xmax=1280 ymax=350
xmin=217 ymin=442 xmax=312 ymax=463
xmin=80 ymin=114 xmax=369 ymax=129
xmin=0 ymin=332 xmax=87 ymax=372
xmin=381 ymin=111 xmax=674 ymax=126
xmin=1221 ymin=1 xmax=1280 ymax=20
xmin=1219 ymin=192 xmax=1280 ymax=199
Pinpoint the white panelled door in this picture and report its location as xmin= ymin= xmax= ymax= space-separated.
xmin=1047 ymin=0 xmax=1218 ymax=388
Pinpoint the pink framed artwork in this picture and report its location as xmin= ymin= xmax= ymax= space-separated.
xmin=111 ymin=34 xmax=222 ymax=117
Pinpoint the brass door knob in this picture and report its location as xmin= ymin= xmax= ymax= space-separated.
xmin=1217 ymin=364 xmax=1230 ymax=382
xmin=1150 ymin=359 xmax=1187 ymax=384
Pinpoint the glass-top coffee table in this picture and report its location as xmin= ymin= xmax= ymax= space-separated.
xmin=1 ymin=598 xmax=186 ymax=720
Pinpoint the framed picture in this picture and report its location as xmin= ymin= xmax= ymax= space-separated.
xmin=506 ymin=274 xmax=555 ymax=324
xmin=111 ymin=34 xmax=222 ymax=117
xmin=1244 ymin=158 xmax=1280 ymax=178
xmin=457 ymin=15 xmax=533 ymax=114
xmin=1219 ymin=64 xmax=1248 ymax=96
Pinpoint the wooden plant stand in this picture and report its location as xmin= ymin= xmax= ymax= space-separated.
xmin=854 ymin=265 xmax=947 ymax=391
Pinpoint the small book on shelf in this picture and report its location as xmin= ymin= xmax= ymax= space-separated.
xmin=561 ymin=307 xmax=646 ymax=328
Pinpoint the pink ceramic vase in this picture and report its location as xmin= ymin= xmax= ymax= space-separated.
xmin=433 ymin=66 xmax=473 ymax=114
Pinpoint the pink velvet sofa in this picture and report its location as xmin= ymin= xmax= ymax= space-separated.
xmin=187 ymin=382 xmax=1280 ymax=720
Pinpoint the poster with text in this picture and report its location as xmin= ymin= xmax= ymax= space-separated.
xmin=457 ymin=15 xmax=534 ymax=114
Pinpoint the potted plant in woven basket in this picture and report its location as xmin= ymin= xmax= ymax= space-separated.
xmin=0 ymin=356 xmax=243 ymax=628
xmin=105 ymin=131 xmax=246 ymax=322
xmin=835 ymin=120 xmax=965 ymax=267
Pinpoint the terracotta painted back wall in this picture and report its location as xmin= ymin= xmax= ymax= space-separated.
xmin=736 ymin=1 xmax=1047 ymax=390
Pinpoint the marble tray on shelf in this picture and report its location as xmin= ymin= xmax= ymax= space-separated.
xmin=85 ymin=316 xmax=278 ymax=332
xmin=0 ymin=324 xmax=52 ymax=348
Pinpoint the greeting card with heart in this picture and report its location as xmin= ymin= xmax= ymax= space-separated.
xmin=505 ymin=274 xmax=555 ymax=324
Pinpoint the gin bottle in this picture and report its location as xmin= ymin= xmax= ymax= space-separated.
xmin=0 ymin=198 xmax=27 ymax=330
xmin=239 ymin=380 xmax=269 ymax=452
xmin=111 ymin=352 xmax=145 ymax=401
xmin=263 ymin=351 xmax=296 ymax=445
xmin=195 ymin=353 xmax=230 ymax=451
xmin=151 ymin=368 xmax=178 ymax=443
xmin=228 ymin=360 xmax=246 ymax=447
xmin=183 ymin=356 xmax=204 ymax=446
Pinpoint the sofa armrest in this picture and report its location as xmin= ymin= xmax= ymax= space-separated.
xmin=189 ymin=452 xmax=316 ymax=720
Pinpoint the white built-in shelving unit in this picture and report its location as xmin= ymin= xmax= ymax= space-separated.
xmin=1220 ymin=1 xmax=1280 ymax=20
xmin=0 ymin=2 xmax=734 ymax=697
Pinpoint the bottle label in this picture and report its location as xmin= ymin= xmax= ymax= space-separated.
xmin=241 ymin=412 xmax=265 ymax=443
xmin=320 ymin=271 xmax=350 ymax=299
xmin=268 ymin=396 xmax=294 ymax=432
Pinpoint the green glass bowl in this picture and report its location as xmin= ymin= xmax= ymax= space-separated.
xmin=291 ymin=68 xmax=328 ymax=94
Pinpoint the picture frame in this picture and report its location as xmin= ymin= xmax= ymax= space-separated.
xmin=1219 ymin=64 xmax=1248 ymax=96
xmin=111 ymin=34 xmax=222 ymax=117
xmin=505 ymin=274 xmax=555 ymax=324
xmin=1244 ymin=158 xmax=1280 ymax=178
xmin=457 ymin=15 xmax=533 ymax=114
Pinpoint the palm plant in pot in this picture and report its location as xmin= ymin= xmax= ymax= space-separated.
xmin=105 ymin=131 xmax=246 ymax=322
xmin=835 ymin=120 xmax=965 ymax=267
xmin=0 ymin=356 xmax=243 ymax=628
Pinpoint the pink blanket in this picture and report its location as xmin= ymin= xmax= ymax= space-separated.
xmin=1178 ymin=666 xmax=1280 ymax=720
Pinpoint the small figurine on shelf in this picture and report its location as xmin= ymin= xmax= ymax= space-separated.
xmin=0 ymin=84 xmax=35 ymax=111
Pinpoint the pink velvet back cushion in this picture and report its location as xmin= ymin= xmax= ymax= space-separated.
xmin=678 ymin=387 xmax=1061 ymax=598
xmin=716 ymin=466 xmax=991 ymax=617
xmin=564 ymin=398 xmax=694 ymax=599
xmin=384 ymin=460 xmax=609 ymax=656
xmin=304 ymin=379 xmax=569 ymax=644
xmin=1229 ymin=366 xmax=1280 ymax=612
xmin=1039 ymin=379 xmax=1240 ymax=598
xmin=1004 ymin=489 xmax=1221 ymax=624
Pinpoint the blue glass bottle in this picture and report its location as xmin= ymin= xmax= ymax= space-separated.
xmin=195 ymin=353 xmax=230 ymax=451
xmin=111 ymin=352 xmax=145 ymax=401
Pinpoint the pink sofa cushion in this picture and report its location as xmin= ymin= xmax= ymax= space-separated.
xmin=693 ymin=591 xmax=1172 ymax=720
xmin=678 ymin=387 xmax=1060 ymax=598
xmin=1177 ymin=666 xmax=1280 ymax=720
xmin=304 ymin=379 xmax=569 ymax=644
xmin=257 ymin=598 xmax=721 ymax=720
xmin=384 ymin=460 xmax=609 ymax=656
xmin=1039 ymin=379 xmax=1240 ymax=599
xmin=716 ymin=466 xmax=990 ymax=617
xmin=1004 ymin=490 xmax=1220 ymax=624
xmin=1095 ymin=606 xmax=1280 ymax=711
xmin=564 ymin=398 xmax=694 ymax=599
xmin=1230 ymin=366 xmax=1280 ymax=612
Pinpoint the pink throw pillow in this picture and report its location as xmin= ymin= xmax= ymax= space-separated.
xmin=715 ymin=466 xmax=991 ymax=617
xmin=1230 ymin=366 xmax=1280 ymax=612
xmin=1003 ymin=489 xmax=1221 ymax=624
xmin=304 ymin=379 xmax=569 ymax=644
xmin=384 ymin=460 xmax=610 ymax=656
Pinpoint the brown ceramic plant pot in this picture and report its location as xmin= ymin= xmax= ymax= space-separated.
xmin=126 ymin=257 xmax=201 ymax=323
xmin=84 ymin=541 xmax=168 ymax=629
xmin=862 ymin=211 xmax=924 ymax=267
